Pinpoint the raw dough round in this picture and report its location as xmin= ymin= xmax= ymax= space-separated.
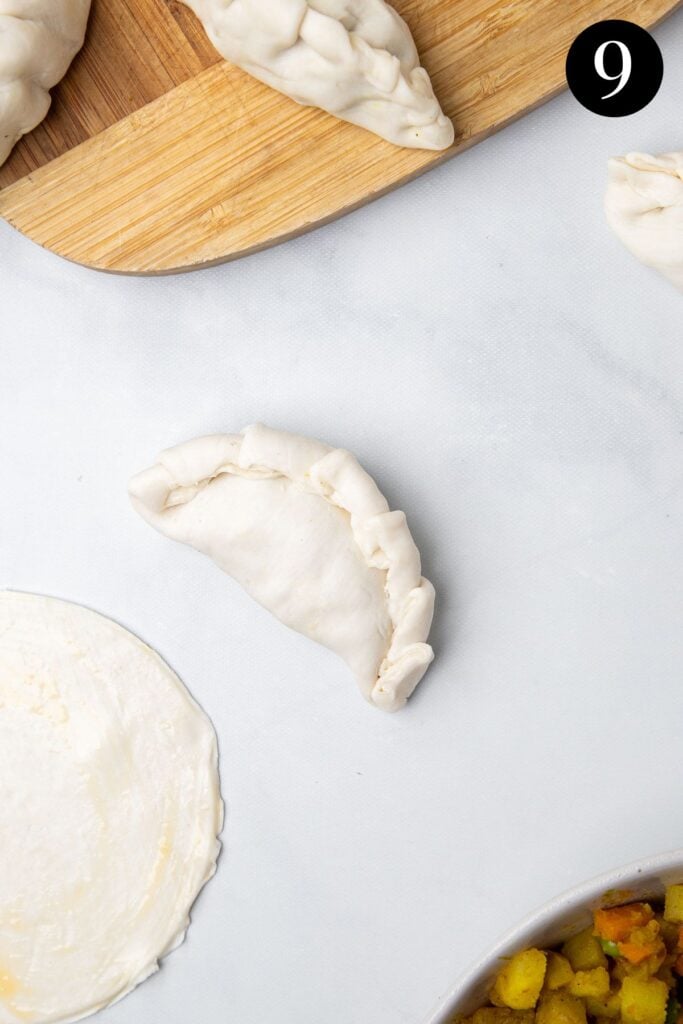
xmin=0 ymin=591 xmax=222 ymax=1024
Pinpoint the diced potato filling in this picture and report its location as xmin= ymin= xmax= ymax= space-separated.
xmin=459 ymin=887 xmax=683 ymax=1024
xmin=536 ymin=992 xmax=587 ymax=1024
xmin=620 ymin=977 xmax=669 ymax=1024
xmin=569 ymin=969 xmax=610 ymax=999
xmin=664 ymin=887 xmax=683 ymax=926
xmin=491 ymin=951 xmax=548 ymax=1010
xmin=545 ymin=955 xmax=575 ymax=992
xmin=584 ymin=991 xmax=621 ymax=1019
xmin=563 ymin=930 xmax=608 ymax=972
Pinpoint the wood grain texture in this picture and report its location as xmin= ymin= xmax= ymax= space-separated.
xmin=0 ymin=0 xmax=679 ymax=274
xmin=0 ymin=0 xmax=219 ymax=185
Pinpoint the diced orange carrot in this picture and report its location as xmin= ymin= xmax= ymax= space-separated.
xmin=677 ymin=927 xmax=683 ymax=950
xmin=594 ymin=905 xmax=654 ymax=943
xmin=617 ymin=941 xmax=659 ymax=966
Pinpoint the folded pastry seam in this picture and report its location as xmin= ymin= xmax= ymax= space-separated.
xmin=129 ymin=423 xmax=435 ymax=711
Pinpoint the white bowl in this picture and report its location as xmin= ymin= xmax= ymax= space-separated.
xmin=424 ymin=849 xmax=683 ymax=1024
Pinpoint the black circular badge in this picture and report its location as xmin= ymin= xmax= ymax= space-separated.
xmin=566 ymin=20 xmax=663 ymax=117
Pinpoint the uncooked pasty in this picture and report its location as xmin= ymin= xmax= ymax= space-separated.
xmin=129 ymin=424 xmax=435 ymax=711
xmin=180 ymin=0 xmax=454 ymax=150
xmin=0 ymin=591 xmax=222 ymax=1024
xmin=605 ymin=151 xmax=683 ymax=292
xmin=0 ymin=0 xmax=91 ymax=168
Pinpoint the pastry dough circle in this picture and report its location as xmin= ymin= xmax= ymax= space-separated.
xmin=0 ymin=0 xmax=91 ymax=168
xmin=0 ymin=591 xmax=222 ymax=1024
xmin=130 ymin=424 xmax=435 ymax=712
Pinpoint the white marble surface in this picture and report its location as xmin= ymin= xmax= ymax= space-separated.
xmin=1 ymin=12 xmax=682 ymax=1024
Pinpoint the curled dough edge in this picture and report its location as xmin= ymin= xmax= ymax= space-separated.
xmin=129 ymin=424 xmax=435 ymax=712
xmin=0 ymin=0 xmax=92 ymax=168
xmin=605 ymin=150 xmax=683 ymax=292
xmin=180 ymin=0 xmax=454 ymax=150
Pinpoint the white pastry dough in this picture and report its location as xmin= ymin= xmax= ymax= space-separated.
xmin=0 ymin=0 xmax=91 ymax=168
xmin=605 ymin=151 xmax=683 ymax=292
xmin=129 ymin=424 xmax=435 ymax=711
xmin=180 ymin=0 xmax=454 ymax=150
xmin=0 ymin=591 xmax=222 ymax=1024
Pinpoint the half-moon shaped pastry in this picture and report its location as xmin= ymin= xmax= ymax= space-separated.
xmin=129 ymin=424 xmax=435 ymax=711
xmin=605 ymin=151 xmax=683 ymax=292
xmin=180 ymin=0 xmax=454 ymax=150
xmin=0 ymin=0 xmax=91 ymax=168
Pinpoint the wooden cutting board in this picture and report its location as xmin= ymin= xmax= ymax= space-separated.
xmin=0 ymin=0 xmax=679 ymax=275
